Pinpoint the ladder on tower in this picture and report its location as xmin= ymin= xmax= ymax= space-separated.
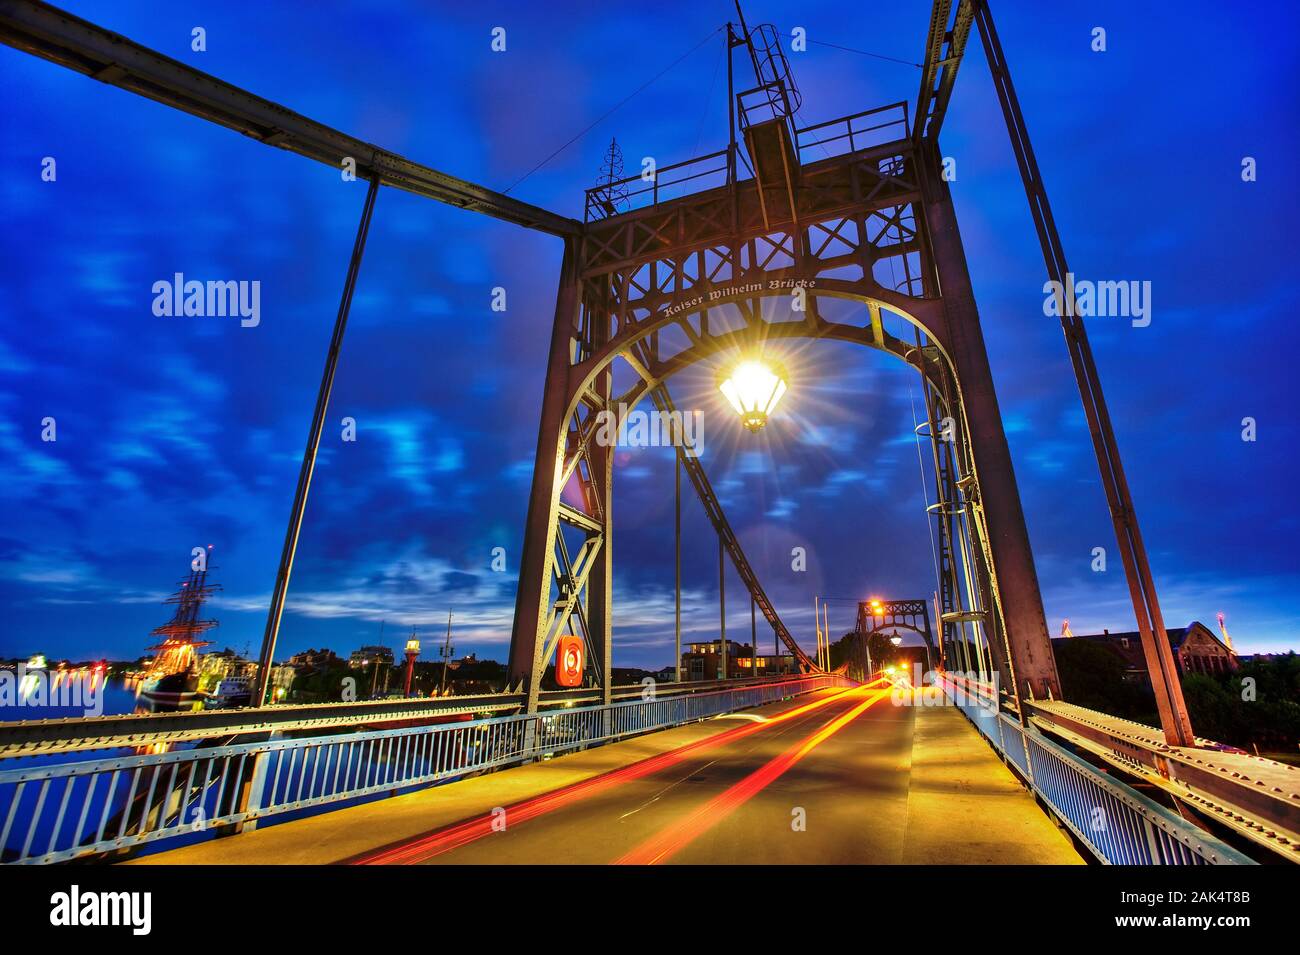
xmin=734 ymin=17 xmax=803 ymax=229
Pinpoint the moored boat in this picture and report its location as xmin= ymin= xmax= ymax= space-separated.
xmin=208 ymin=675 xmax=252 ymax=708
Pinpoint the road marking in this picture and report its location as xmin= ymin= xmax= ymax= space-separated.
xmin=618 ymin=759 xmax=719 ymax=821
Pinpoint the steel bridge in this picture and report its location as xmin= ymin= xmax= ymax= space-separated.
xmin=0 ymin=0 xmax=1295 ymax=865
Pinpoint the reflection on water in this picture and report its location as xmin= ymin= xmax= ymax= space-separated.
xmin=0 ymin=670 xmax=217 ymax=862
xmin=0 ymin=670 xmax=206 ymax=723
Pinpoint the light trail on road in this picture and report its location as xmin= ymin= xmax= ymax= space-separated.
xmin=350 ymin=679 xmax=885 ymax=865
xmin=613 ymin=685 xmax=895 ymax=865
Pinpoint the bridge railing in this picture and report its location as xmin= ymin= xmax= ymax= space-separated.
xmin=0 ymin=673 xmax=848 ymax=864
xmin=0 ymin=673 xmax=822 ymax=758
xmin=584 ymin=148 xmax=734 ymax=222
xmin=938 ymin=675 xmax=1254 ymax=865
xmin=795 ymin=101 xmax=910 ymax=165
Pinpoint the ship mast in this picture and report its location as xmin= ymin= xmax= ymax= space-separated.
xmin=144 ymin=559 xmax=221 ymax=678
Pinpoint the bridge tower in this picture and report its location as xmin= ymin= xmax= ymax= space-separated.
xmin=0 ymin=0 xmax=1194 ymax=747
xmin=509 ymin=2 xmax=1194 ymax=749
xmin=855 ymin=599 xmax=937 ymax=676
xmin=509 ymin=8 xmax=1062 ymax=713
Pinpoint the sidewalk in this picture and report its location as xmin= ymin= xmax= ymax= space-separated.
xmin=900 ymin=700 xmax=1084 ymax=864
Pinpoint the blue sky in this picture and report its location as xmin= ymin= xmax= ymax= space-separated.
xmin=1 ymin=0 xmax=1297 ymax=668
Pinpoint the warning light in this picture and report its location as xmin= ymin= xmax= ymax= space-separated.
xmin=555 ymin=634 xmax=584 ymax=687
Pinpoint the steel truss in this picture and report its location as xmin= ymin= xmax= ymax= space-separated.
xmin=510 ymin=60 xmax=1058 ymax=710
xmin=4 ymin=0 xmax=1181 ymax=743
xmin=851 ymin=599 xmax=937 ymax=681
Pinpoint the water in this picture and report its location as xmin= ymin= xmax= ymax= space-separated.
xmin=0 ymin=670 xmax=211 ymax=862
xmin=0 ymin=670 xmax=169 ymax=723
xmin=0 ymin=671 xmax=464 ymax=861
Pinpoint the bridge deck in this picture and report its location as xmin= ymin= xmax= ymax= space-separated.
xmin=1029 ymin=699 xmax=1300 ymax=857
xmin=130 ymin=688 xmax=1082 ymax=865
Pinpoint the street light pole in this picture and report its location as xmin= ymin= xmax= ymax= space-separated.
xmin=438 ymin=611 xmax=454 ymax=697
xmin=774 ymin=611 xmax=779 ymax=675
xmin=751 ymin=597 xmax=756 ymax=677
xmin=718 ymin=535 xmax=726 ymax=680
xmin=675 ymin=452 xmax=681 ymax=683
xmin=813 ymin=596 xmax=821 ymax=671
xmin=822 ymin=601 xmax=831 ymax=671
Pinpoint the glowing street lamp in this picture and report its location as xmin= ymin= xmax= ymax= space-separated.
xmin=718 ymin=356 xmax=788 ymax=432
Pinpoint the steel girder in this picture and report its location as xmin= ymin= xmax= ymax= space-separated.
xmin=970 ymin=0 xmax=1192 ymax=744
xmin=913 ymin=0 xmax=977 ymax=147
xmin=0 ymin=0 xmax=580 ymax=237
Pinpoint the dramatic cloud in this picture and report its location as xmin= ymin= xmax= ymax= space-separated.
xmin=1 ymin=1 xmax=1296 ymax=668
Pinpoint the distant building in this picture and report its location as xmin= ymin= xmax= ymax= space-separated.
xmin=1054 ymin=620 xmax=1238 ymax=679
xmin=749 ymin=652 xmax=796 ymax=676
xmin=611 ymin=667 xmax=655 ymax=684
xmin=682 ymin=639 xmax=794 ymax=680
xmin=288 ymin=648 xmax=340 ymax=671
xmin=349 ymin=646 xmax=395 ymax=669
xmin=433 ymin=656 xmax=506 ymax=696
xmin=199 ymin=648 xmax=256 ymax=684
xmin=446 ymin=653 xmax=477 ymax=672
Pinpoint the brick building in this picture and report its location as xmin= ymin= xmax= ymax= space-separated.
xmin=681 ymin=639 xmax=795 ymax=680
xmin=1053 ymin=620 xmax=1237 ymax=680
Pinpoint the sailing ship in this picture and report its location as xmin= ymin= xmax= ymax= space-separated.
xmin=138 ymin=559 xmax=220 ymax=710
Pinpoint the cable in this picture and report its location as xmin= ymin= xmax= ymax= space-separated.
xmin=908 ymin=376 xmax=943 ymax=600
xmin=503 ymin=26 xmax=724 ymax=194
xmin=808 ymin=39 xmax=922 ymax=68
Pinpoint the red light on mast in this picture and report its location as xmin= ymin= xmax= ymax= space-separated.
xmin=555 ymin=635 xmax=584 ymax=687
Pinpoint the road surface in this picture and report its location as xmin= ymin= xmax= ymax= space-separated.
xmin=133 ymin=683 xmax=1081 ymax=865
xmin=347 ymin=683 xmax=1080 ymax=865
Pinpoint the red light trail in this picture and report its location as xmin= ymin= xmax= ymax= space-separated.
xmin=349 ymin=679 xmax=885 ymax=865
xmin=613 ymin=684 xmax=893 ymax=865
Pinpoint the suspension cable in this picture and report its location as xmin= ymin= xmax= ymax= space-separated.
xmin=504 ymin=26 xmax=724 ymax=194
xmin=808 ymin=39 xmax=922 ymax=68
xmin=907 ymin=374 xmax=944 ymax=602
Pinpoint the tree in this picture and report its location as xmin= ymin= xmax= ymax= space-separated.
xmin=1053 ymin=640 xmax=1155 ymax=725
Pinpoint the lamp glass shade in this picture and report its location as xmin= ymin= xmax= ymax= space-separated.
xmin=718 ymin=359 xmax=788 ymax=432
